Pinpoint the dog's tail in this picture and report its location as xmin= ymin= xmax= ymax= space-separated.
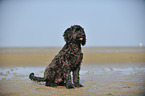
xmin=29 ymin=73 xmax=45 ymax=82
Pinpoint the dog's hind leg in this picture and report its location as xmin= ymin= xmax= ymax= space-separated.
xmin=45 ymin=79 xmax=57 ymax=87
xmin=44 ymin=68 xmax=57 ymax=87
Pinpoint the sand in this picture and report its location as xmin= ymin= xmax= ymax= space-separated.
xmin=0 ymin=47 xmax=145 ymax=96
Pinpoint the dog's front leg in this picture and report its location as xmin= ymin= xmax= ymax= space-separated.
xmin=73 ymin=66 xmax=84 ymax=87
xmin=64 ymin=66 xmax=74 ymax=89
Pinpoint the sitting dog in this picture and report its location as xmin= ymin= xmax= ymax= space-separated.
xmin=29 ymin=25 xmax=86 ymax=89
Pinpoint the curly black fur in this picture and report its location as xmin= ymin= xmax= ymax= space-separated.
xmin=29 ymin=25 xmax=86 ymax=89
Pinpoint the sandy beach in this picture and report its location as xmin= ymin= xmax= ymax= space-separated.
xmin=0 ymin=47 xmax=145 ymax=96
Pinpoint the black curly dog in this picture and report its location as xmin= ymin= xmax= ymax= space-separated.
xmin=29 ymin=25 xmax=86 ymax=89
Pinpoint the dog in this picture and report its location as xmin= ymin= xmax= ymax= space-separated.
xmin=29 ymin=25 xmax=86 ymax=89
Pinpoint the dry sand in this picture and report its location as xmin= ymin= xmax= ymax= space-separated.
xmin=0 ymin=51 xmax=145 ymax=67
xmin=0 ymin=47 xmax=145 ymax=96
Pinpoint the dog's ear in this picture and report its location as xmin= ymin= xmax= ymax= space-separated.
xmin=63 ymin=28 xmax=72 ymax=43
xmin=82 ymin=32 xmax=86 ymax=46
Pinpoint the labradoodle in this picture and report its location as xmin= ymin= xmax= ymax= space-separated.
xmin=29 ymin=25 xmax=86 ymax=89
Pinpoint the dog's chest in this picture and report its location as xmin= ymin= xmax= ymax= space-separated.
xmin=69 ymin=51 xmax=83 ymax=69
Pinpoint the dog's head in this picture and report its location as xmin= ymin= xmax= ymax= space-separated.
xmin=63 ymin=25 xmax=86 ymax=46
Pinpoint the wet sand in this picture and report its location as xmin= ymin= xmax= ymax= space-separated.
xmin=0 ymin=47 xmax=145 ymax=96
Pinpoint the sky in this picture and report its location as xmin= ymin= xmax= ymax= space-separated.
xmin=0 ymin=0 xmax=145 ymax=47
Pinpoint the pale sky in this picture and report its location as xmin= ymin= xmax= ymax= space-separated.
xmin=0 ymin=0 xmax=145 ymax=47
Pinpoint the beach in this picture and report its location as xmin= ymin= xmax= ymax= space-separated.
xmin=0 ymin=47 xmax=145 ymax=96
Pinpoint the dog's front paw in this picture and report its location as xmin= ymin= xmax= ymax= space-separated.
xmin=66 ymin=84 xmax=74 ymax=89
xmin=74 ymin=83 xmax=84 ymax=88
